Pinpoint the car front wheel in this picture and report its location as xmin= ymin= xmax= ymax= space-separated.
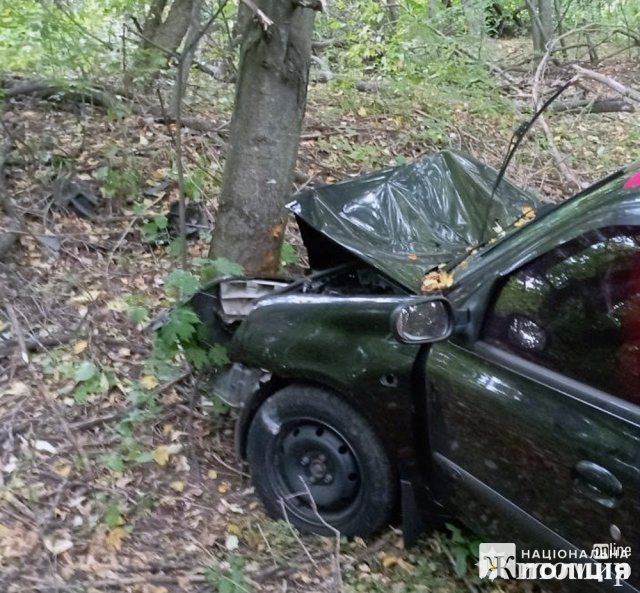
xmin=246 ymin=384 xmax=397 ymax=537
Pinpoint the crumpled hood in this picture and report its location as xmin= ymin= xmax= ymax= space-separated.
xmin=288 ymin=150 xmax=541 ymax=293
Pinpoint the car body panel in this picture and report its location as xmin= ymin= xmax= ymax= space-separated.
xmin=427 ymin=341 xmax=640 ymax=590
xmin=229 ymin=293 xmax=424 ymax=465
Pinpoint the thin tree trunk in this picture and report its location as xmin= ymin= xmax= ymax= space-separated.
xmin=152 ymin=0 xmax=196 ymax=55
xmin=526 ymin=0 xmax=553 ymax=57
xmin=170 ymin=0 xmax=204 ymax=114
xmin=210 ymin=1 xmax=316 ymax=275
xmin=142 ymin=0 xmax=169 ymax=47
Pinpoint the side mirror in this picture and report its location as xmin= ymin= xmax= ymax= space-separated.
xmin=391 ymin=297 xmax=453 ymax=344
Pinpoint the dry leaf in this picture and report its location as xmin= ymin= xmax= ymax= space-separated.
xmin=170 ymin=480 xmax=185 ymax=492
xmin=514 ymin=205 xmax=536 ymax=227
xmin=1 ymin=382 xmax=30 ymax=397
xmin=153 ymin=446 xmax=170 ymax=466
xmin=407 ymin=253 xmax=417 ymax=261
xmin=53 ymin=464 xmax=72 ymax=478
xmin=72 ymin=340 xmax=88 ymax=354
xmin=105 ymin=527 xmax=126 ymax=551
xmin=43 ymin=535 xmax=73 ymax=555
xmin=207 ymin=469 xmax=218 ymax=480
xmin=420 ymin=270 xmax=454 ymax=293
xmin=225 ymin=534 xmax=239 ymax=551
xmin=141 ymin=375 xmax=159 ymax=389
xmin=382 ymin=554 xmax=400 ymax=569
xmin=33 ymin=440 xmax=57 ymax=454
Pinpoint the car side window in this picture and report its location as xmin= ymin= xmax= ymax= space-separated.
xmin=482 ymin=226 xmax=640 ymax=403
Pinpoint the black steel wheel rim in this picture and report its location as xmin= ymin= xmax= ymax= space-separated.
xmin=269 ymin=420 xmax=363 ymax=526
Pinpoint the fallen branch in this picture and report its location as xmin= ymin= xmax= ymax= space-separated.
xmin=572 ymin=64 xmax=640 ymax=104
xmin=4 ymin=80 xmax=120 ymax=110
xmin=0 ymin=307 xmax=90 ymax=360
xmin=550 ymin=96 xmax=635 ymax=114
xmin=0 ymin=139 xmax=20 ymax=259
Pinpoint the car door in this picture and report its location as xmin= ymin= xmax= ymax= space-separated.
xmin=427 ymin=225 xmax=640 ymax=589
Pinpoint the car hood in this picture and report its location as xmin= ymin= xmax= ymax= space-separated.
xmin=288 ymin=150 xmax=541 ymax=293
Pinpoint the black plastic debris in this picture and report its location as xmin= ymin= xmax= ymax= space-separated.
xmin=50 ymin=175 xmax=99 ymax=218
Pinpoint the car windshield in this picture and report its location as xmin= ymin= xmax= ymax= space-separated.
xmin=467 ymin=165 xmax=631 ymax=264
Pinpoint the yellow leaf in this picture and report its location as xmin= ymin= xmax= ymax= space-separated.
xmin=72 ymin=340 xmax=88 ymax=354
xmin=357 ymin=106 xmax=367 ymax=116
xmin=0 ymin=524 xmax=11 ymax=538
xmin=141 ymin=375 xmax=159 ymax=389
xmin=382 ymin=554 xmax=400 ymax=569
xmin=53 ymin=464 xmax=72 ymax=478
xmin=226 ymin=523 xmax=241 ymax=536
xmin=170 ymin=480 xmax=185 ymax=492
xmin=217 ymin=481 xmax=230 ymax=494
xmin=207 ymin=469 xmax=218 ymax=480
xmin=105 ymin=527 xmax=126 ymax=551
xmin=420 ymin=270 xmax=454 ymax=293
xmin=153 ymin=446 xmax=170 ymax=466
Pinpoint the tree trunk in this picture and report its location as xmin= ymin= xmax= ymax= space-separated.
xmin=131 ymin=0 xmax=196 ymax=81
xmin=526 ymin=0 xmax=554 ymax=57
xmin=210 ymin=1 xmax=316 ymax=275
xmin=463 ymin=0 xmax=484 ymax=38
xmin=151 ymin=0 xmax=196 ymax=55
xmin=170 ymin=0 xmax=204 ymax=114
xmin=141 ymin=0 xmax=169 ymax=47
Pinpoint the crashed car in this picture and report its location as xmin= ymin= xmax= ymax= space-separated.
xmin=190 ymin=150 xmax=640 ymax=591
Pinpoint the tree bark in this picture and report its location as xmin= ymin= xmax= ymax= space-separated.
xmin=526 ymin=0 xmax=554 ymax=57
xmin=210 ymin=0 xmax=316 ymax=275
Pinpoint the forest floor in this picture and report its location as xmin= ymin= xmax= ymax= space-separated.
xmin=1 ymin=39 xmax=639 ymax=593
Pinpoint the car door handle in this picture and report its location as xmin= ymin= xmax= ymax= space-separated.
xmin=573 ymin=460 xmax=622 ymax=508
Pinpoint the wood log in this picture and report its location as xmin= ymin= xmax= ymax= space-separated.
xmin=550 ymin=96 xmax=635 ymax=114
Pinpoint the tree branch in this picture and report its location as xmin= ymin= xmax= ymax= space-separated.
xmin=292 ymin=0 xmax=324 ymax=11
xmin=572 ymin=64 xmax=640 ymax=103
xmin=239 ymin=0 xmax=273 ymax=30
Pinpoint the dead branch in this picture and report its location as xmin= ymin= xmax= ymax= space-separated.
xmin=240 ymin=0 xmax=273 ymax=30
xmin=572 ymin=65 xmax=640 ymax=104
xmin=550 ymin=96 xmax=635 ymax=114
xmin=4 ymin=80 xmax=120 ymax=110
xmin=293 ymin=0 xmax=324 ymax=10
xmin=0 ymin=306 xmax=90 ymax=360
xmin=0 ymin=139 xmax=20 ymax=259
xmin=5 ymin=303 xmax=28 ymax=364
xmin=532 ymin=30 xmax=586 ymax=191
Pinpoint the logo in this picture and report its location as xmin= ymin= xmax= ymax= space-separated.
xmin=478 ymin=542 xmax=632 ymax=586
xmin=478 ymin=543 xmax=516 ymax=580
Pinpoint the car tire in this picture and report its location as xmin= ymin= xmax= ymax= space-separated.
xmin=246 ymin=384 xmax=397 ymax=537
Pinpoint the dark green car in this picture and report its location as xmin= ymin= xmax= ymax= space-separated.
xmin=195 ymin=151 xmax=640 ymax=592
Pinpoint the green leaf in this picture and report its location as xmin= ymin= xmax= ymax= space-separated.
xmin=157 ymin=305 xmax=201 ymax=349
xmin=280 ymin=242 xmax=298 ymax=266
xmin=102 ymin=452 xmax=125 ymax=473
xmin=452 ymin=545 xmax=469 ymax=577
xmin=208 ymin=343 xmax=229 ymax=367
xmin=74 ymin=360 xmax=98 ymax=382
xmin=104 ymin=502 xmax=123 ymax=529
xmin=135 ymin=451 xmax=154 ymax=464
xmin=165 ymin=269 xmax=199 ymax=298
xmin=127 ymin=304 xmax=149 ymax=324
